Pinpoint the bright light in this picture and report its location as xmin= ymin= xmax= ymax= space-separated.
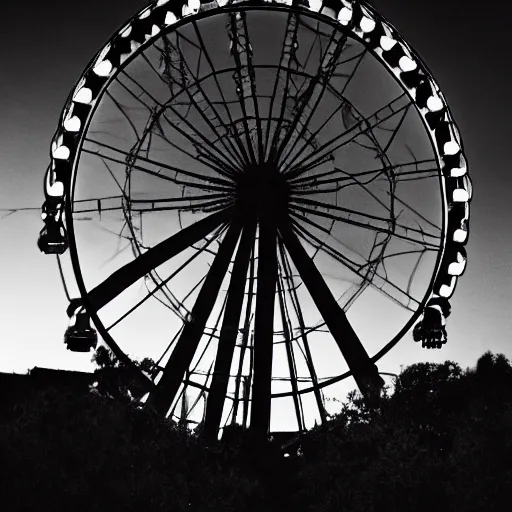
xmin=450 ymin=160 xmax=467 ymax=178
xmin=189 ymin=0 xmax=200 ymax=11
xmin=73 ymin=87 xmax=93 ymax=104
xmin=444 ymin=141 xmax=460 ymax=156
xmin=182 ymin=4 xmax=191 ymax=16
xmin=93 ymin=60 xmax=113 ymax=77
xmin=120 ymin=25 xmax=132 ymax=38
xmin=309 ymin=0 xmax=322 ymax=12
xmin=360 ymin=17 xmax=376 ymax=33
xmin=139 ymin=7 xmax=152 ymax=19
xmin=64 ymin=116 xmax=81 ymax=132
xmin=338 ymin=7 xmax=352 ymax=25
xmin=453 ymin=188 xmax=469 ymax=203
xmin=320 ymin=7 xmax=336 ymax=19
xmin=151 ymin=24 xmax=161 ymax=37
xmin=453 ymin=229 xmax=468 ymax=243
xmin=47 ymin=181 xmax=65 ymax=198
xmin=165 ymin=11 xmax=178 ymax=25
xmin=427 ymin=95 xmax=443 ymax=112
xmin=53 ymin=145 xmax=70 ymax=160
xmin=380 ymin=36 xmax=396 ymax=51
xmin=439 ymin=278 xmax=456 ymax=298
xmin=157 ymin=0 xmax=170 ymax=5
xmin=448 ymin=259 xmax=466 ymax=276
xmin=399 ymin=56 xmax=416 ymax=72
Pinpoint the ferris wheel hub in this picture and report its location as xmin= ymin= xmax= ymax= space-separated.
xmin=235 ymin=164 xmax=289 ymax=219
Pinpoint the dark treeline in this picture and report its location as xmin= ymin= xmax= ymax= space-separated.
xmin=1 ymin=351 xmax=512 ymax=511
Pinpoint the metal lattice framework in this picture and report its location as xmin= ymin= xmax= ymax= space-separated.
xmin=39 ymin=0 xmax=471 ymax=440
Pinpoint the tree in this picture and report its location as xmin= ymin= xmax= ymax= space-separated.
xmin=2 ymin=351 xmax=512 ymax=511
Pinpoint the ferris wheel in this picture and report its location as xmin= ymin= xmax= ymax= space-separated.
xmin=38 ymin=0 xmax=471 ymax=439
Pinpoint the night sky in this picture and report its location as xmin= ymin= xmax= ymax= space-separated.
xmin=0 ymin=0 xmax=510 ymax=390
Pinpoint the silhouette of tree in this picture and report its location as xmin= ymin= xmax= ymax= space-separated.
xmin=91 ymin=345 xmax=156 ymax=402
xmin=2 ymin=352 xmax=512 ymax=511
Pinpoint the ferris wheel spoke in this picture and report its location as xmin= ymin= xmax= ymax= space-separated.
xmin=141 ymin=52 xmax=250 ymax=166
xmin=230 ymin=244 xmax=256 ymax=428
xmin=278 ymin=239 xmax=327 ymax=423
xmin=114 ymin=74 xmax=158 ymax=112
xmin=290 ymin=168 xmax=439 ymax=196
xmin=290 ymin=204 xmax=440 ymax=251
xmin=191 ymin=20 xmax=252 ymax=166
xmin=290 ymin=217 xmax=420 ymax=310
xmin=227 ymin=11 xmax=262 ymax=164
xmin=338 ymin=47 xmax=368 ymax=96
xmin=276 ymin=262 xmax=305 ymax=432
xmin=289 ymin=197 xmax=441 ymax=247
xmin=265 ymin=12 xmax=300 ymax=162
xmin=250 ymin=219 xmax=278 ymax=437
xmin=290 ymin=158 xmax=439 ymax=189
xmin=286 ymin=95 xmax=411 ymax=179
xmin=106 ymin=226 xmax=227 ymax=332
xmin=389 ymin=193 xmax=441 ymax=232
xmin=130 ymin=198 xmax=234 ymax=214
xmin=104 ymin=91 xmax=141 ymax=140
xmin=204 ymin=220 xmax=256 ymax=441
xmin=274 ymin=27 xmax=351 ymax=166
xmin=120 ymin=67 xmax=239 ymax=178
xmin=160 ymin=33 xmax=248 ymax=169
xmin=149 ymin=123 xmax=239 ymax=180
xmin=157 ymin=109 xmax=240 ymax=178
xmin=84 ymin=136 xmax=232 ymax=187
xmin=285 ymin=93 xmax=411 ymax=179
xmin=236 ymin=12 xmax=265 ymax=162
xmin=277 ymin=217 xmax=384 ymax=400
xmin=288 ymin=211 xmax=367 ymax=272
xmin=83 ymin=138 xmax=234 ymax=190
xmin=146 ymin=218 xmax=243 ymax=416
xmin=274 ymin=47 xmax=365 ymax=170
xmin=86 ymin=208 xmax=232 ymax=313
xmin=83 ymin=150 xmax=231 ymax=194
xmin=128 ymin=193 xmax=234 ymax=214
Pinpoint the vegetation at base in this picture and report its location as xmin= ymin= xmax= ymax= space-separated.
xmin=1 ymin=351 xmax=512 ymax=511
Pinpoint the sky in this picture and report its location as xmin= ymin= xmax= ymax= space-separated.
xmin=0 ymin=0 xmax=510 ymax=412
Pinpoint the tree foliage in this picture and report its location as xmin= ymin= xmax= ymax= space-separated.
xmin=1 ymin=351 xmax=512 ymax=511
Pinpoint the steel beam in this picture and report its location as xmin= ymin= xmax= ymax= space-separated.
xmin=146 ymin=219 xmax=242 ymax=416
xmin=278 ymin=218 xmax=384 ymax=402
xmin=203 ymin=221 xmax=256 ymax=441
xmin=276 ymin=271 xmax=304 ymax=432
xmin=249 ymin=219 xmax=278 ymax=438
xmin=279 ymin=238 xmax=327 ymax=423
xmin=87 ymin=208 xmax=231 ymax=312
